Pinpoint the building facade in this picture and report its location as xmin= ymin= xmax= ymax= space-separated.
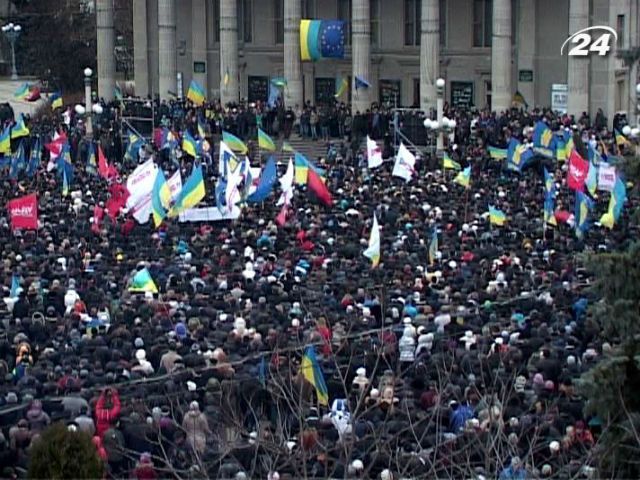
xmin=121 ymin=0 xmax=640 ymax=120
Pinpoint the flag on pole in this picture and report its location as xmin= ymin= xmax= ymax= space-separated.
xmin=182 ymin=130 xmax=199 ymax=158
xmin=454 ymin=166 xmax=471 ymax=188
xmin=26 ymin=139 xmax=41 ymax=177
xmin=187 ymin=79 xmax=206 ymax=105
xmin=129 ymin=268 xmax=159 ymax=294
xmin=301 ymin=346 xmax=329 ymax=405
xmin=600 ymin=176 xmax=627 ymax=229
xmin=258 ymin=128 xmax=276 ymax=151
xmin=151 ymin=169 xmax=171 ymax=227
xmin=487 ymin=145 xmax=508 ymax=160
xmin=0 ymin=125 xmax=11 ymax=155
xmin=533 ymin=121 xmax=556 ymax=158
xmin=13 ymin=83 xmax=30 ymax=100
xmin=86 ymin=142 xmax=97 ymax=176
xmin=355 ymin=76 xmax=371 ymax=90
xmin=363 ymin=213 xmax=381 ymax=268
xmin=392 ymin=143 xmax=416 ymax=182
xmin=307 ymin=168 xmax=332 ymax=206
xmin=575 ymin=191 xmax=593 ymax=237
xmin=442 ymin=152 xmax=461 ymax=170
xmin=543 ymin=168 xmax=557 ymax=227
xmin=11 ymin=114 xmax=30 ymax=139
xmin=366 ymin=136 xmax=383 ymax=169
xmin=222 ymin=131 xmax=248 ymax=154
xmin=488 ymin=206 xmax=507 ymax=226
xmin=334 ymin=76 xmax=348 ymax=99
xmin=168 ymin=165 xmax=206 ymax=217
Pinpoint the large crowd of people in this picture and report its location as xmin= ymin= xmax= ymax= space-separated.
xmin=0 ymin=94 xmax=635 ymax=480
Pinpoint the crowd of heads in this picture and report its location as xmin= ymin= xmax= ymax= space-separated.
xmin=0 ymin=94 xmax=635 ymax=479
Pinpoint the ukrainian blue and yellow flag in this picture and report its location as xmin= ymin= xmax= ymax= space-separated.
xmin=488 ymin=206 xmax=507 ymax=226
xmin=222 ymin=131 xmax=248 ymax=155
xmin=600 ymin=176 xmax=627 ymax=229
xmin=151 ymin=169 xmax=172 ymax=227
xmin=129 ymin=268 xmax=159 ymax=294
xmin=49 ymin=91 xmax=63 ymax=110
xmin=182 ymin=130 xmax=199 ymax=158
xmin=187 ymin=79 xmax=206 ymax=105
xmin=533 ymin=121 xmax=556 ymax=158
xmin=11 ymin=114 xmax=30 ymax=140
xmin=301 ymin=346 xmax=329 ymax=405
xmin=454 ymin=166 xmax=471 ymax=188
xmin=575 ymin=191 xmax=593 ymax=237
xmin=13 ymin=83 xmax=30 ymax=100
xmin=169 ymin=165 xmax=206 ymax=218
xmin=334 ymin=76 xmax=348 ymax=99
xmin=0 ymin=125 xmax=11 ymax=155
xmin=86 ymin=142 xmax=97 ymax=176
xmin=507 ymin=138 xmax=534 ymax=172
xmin=585 ymin=160 xmax=598 ymax=197
xmin=487 ymin=145 xmax=508 ymax=160
xmin=258 ymin=128 xmax=276 ymax=151
xmin=197 ymin=116 xmax=207 ymax=139
xmin=443 ymin=152 xmax=461 ymax=170
xmin=125 ymin=131 xmax=144 ymax=162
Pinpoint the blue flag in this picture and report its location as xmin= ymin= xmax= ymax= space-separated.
xmin=26 ymin=139 xmax=41 ymax=177
xmin=215 ymin=176 xmax=227 ymax=213
xmin=355 ymin=76 xmax=371 ymax=90
xmin=10 ymin=274 xmax=20 ymax=298
xmin=9 ymin=142 xmax=26 ymax=179
xmin=319 ymin=20 xmax=345 ymax=58
xmin=268 ymin=83 xmax=281 ymax=108
xmin=247 ymin=156 xmax=277 ymax=203
xmin=575 ymin=191 xmax=593 ymax=237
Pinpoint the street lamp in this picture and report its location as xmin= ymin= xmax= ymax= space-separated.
xmin=84 ymin=67 xmax=93 ymax=137
xmin=2 ymin=23 xmax=22 ymax=80
xmin=436 ymin=78 xmax=446 ymax=150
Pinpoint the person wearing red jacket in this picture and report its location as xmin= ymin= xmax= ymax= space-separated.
xmin=94 ymin=388 xmax=121 ymax=438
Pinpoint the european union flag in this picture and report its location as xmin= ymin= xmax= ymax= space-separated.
xmin=247 ymin=156 xmax=277 ymax=203
xmin=319 ymin=20 xmax=345 ymax=58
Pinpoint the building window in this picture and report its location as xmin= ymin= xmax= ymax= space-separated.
xmin=337 ymin=0 xmax=352 ymax=45
xmin=275 ymin=0 xmax=284 ymax=44
xmin=371 ymin=0 xmax=380 ymax=47
xmin=238 ymin=0 xmax=253 ymax=43
xmin=617 ymin=14 xmax=625 ymax=49
xmin=439 ymin=0 xmax=447 ymax=47
xmin=404 ymin=0 xmax=421 ymax=46
xmin=473 ymin=0 xmax=492 ymax=47
xmin=302 ymin=0 xmax=316 ymax=18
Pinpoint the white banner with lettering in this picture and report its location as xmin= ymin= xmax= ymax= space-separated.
xmin=178 ymin=206 xmax=242 ymax=222
xmin=597 ymin=163 xmax=616 ymax=192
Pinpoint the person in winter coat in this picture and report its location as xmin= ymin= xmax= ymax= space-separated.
xmin=25 ymin=400 xmax=50 ymax=434
xmin=133 ymin=452 xmax=158 ymax=480
xmin=181 ymin=401 xmax=211 ymax=455
xmin=95 ymin=388 xmax=121 ymax=438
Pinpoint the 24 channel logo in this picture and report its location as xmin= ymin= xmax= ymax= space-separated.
xmin=561 ymin=26 xmax=618 ymax=57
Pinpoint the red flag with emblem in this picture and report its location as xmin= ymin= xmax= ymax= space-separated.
xmin=567 ymin=150 xmax=589 ymax=192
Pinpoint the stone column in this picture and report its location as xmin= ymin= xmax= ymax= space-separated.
xmin=220 ymin=0 xmax=239 ymax=105
xmin=158 ymin=0 xmax=177 ymax=99
xmin=192 ymin=0 xmax=208 ymax=94
xmin=420 ymin=0 xmax=439 ymax=112
xmin=516 ymin=0 xmax=535 ymax=108
xmin=567 ymin=0 xmax=589 ymax=117
xmin=490 ymin=0 xmax=512 ymax=113
xmin=284 ymin=0 xmax=303 ymax=108
xmin=133 ymin=0 xmax=149 ymax=98
xmin=96 ymin=0 xmax=115 ymax=101
xmin=352 ymin=0 xmax=371 ymax=114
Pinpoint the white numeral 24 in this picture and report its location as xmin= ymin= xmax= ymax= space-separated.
xmin=568 ymin=33 xmax=612 ymax=56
